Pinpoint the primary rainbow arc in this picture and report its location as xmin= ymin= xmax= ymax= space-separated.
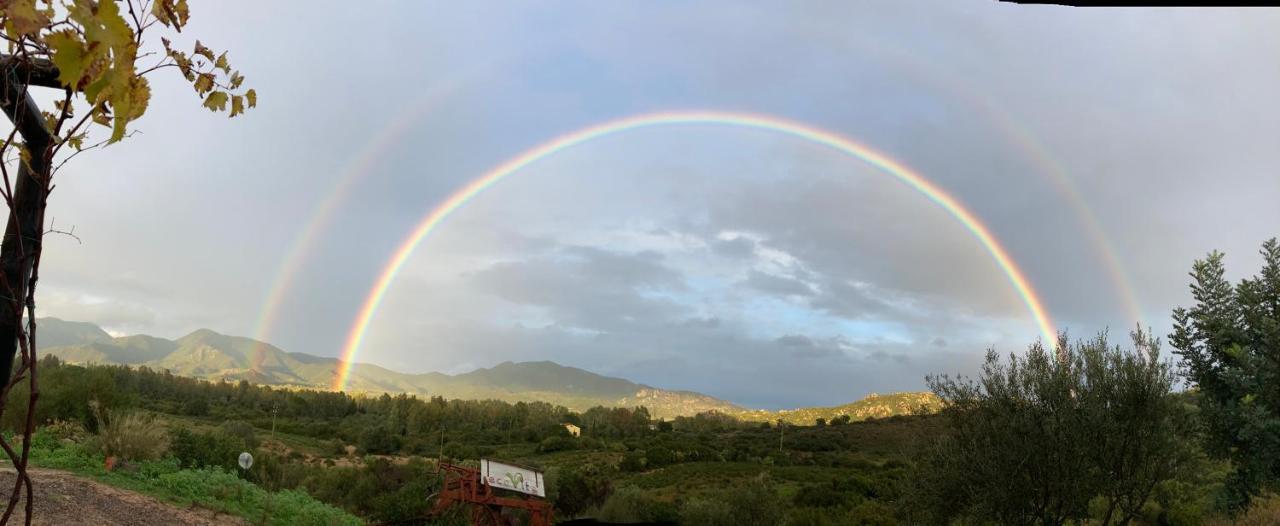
xmin=331 ymin=110 xmax=1057 ymax=391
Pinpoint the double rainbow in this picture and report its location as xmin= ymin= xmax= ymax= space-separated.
xmin=329 ymin=110 xmax=1057 ymax=391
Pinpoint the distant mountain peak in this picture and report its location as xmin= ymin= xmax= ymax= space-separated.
xmin=33 ymin=317 xmax=935 ymax=421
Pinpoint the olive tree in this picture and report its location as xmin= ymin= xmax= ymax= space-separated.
xmin=913 ymin=329 xmax=1194 ymax=525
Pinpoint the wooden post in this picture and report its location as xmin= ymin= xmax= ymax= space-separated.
xmin=0 ymin=57 xmax=62 ymax=384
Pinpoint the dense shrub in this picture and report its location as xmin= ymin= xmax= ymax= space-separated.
xmin=537 ymin=435 xmax=577 ymax=453
xmin=358 ymin=424 xmax=399 ymax=454
xmin=169 ymin=427 xmax=245 ymax=471
xmin=219 ymin=420 xmax=258 ymax=448
xmin=681 ymin=497 xmax=735 ymax=526
xmin=597 ymin=485 xmax=679 ymax=523
xmin=548 ymin=464 xmax=613 ymax=518
xmin=914 ymin=329 xmax=1194 ymax=525
xmin=645 ymin=445 xmax=676 ymax=468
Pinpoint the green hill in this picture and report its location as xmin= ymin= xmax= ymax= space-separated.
xmin=36 ymin=318 xmax=936 ymax=421
xmin=731 ymin=391 xmax=943 ymax=424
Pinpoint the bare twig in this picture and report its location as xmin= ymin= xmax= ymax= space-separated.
xmin=44 ymin=218 xmax=78 ymax=245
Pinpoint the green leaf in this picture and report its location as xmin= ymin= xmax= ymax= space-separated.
xmin=215 ymin=52 xmax=230 ymax=73
xmin=46 ymin=30 xmax=90 ymax=88
xmin=230 ymin=95 xmax=244 ymax=117
xmin=246 ymin=89 xmax=257 ymax=108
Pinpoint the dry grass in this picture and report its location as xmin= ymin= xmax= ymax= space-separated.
xmin=89 ymin=402 xmax=168 ymax=462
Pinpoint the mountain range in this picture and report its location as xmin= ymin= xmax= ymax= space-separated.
xmin=36 ymin=317 xmax=938 ymax=421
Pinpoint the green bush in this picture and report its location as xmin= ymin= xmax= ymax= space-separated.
xmin=219 ymin=420 xmax=258 ymax=448
xmin=538 ymin=435 xmax=576 ymax=453
xmin=548 ymin=464 xmax=613 ymax=518
xmin=721 ymin=474 xmax=785 ymax=525
xmin=169 ymin=427 xmax=245 ymax=471
xmin=619 ymin=450 xmax=646 ymax=472
xmin=597 ymin=485 xmax=678 ymax=523
xmin=793 ymin=483 xmax=846 ymax=508
xmin=645 ymin=445 xmax=676 ymax=468
xmin=680 ymin=497 xmax=735 ymax=526
xmin=845 ymin=500 xmax=898 ymax=526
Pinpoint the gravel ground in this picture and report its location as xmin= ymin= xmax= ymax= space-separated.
xmin=0 ymin=467 xmax=244 ymax=525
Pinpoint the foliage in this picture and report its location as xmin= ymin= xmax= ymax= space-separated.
xmin=219 ymin=420 xmax=258 ymax=448
xmin=90 ymin=403 xmax=168 ymax=462
xmin=914 ymin=329 xmax=1195 ymax=526
xmin=15 ymin=352 xmax=1248 ymax=525
xmin=679 ymin=497 xmax=735 ymax=526
xmin=1206 ymin=494 xmax=1280 ymax=526
xmin=1171 ymin=238 xmax=1280 ymax=511
xmin=24 ymin=430 xmax=357 ymax=525
xmin=596 ymin=485 xmax=679 ymax=523
xmin=548 ymin=463 xmax=613 ymax=518
xmin=168 ymin=426 xmax=244 ymax=471
xmin=1 ymin=0 xmax=255 ymax=145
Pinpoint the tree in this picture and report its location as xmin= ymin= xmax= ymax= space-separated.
xmin=0 ymin=3 xmax=252 ymax=522
xmin=549 ymin=464 xmax=613 ymax=518
xmin=1170 ymin=238 xmax=1280 ymax=511
xmin=914 ymin=330 xmax=1193 ymax=526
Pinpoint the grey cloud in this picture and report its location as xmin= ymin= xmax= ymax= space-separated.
xmin=741 ymin=270 xmax=814 ymax=297
xmin=710 ymin=236 xmax=756 ymax=259
xmin=774 ymin=334 xmax=813 ymax=347
xmin=468 ymin=245 xmax=689 ymax=332
xmin=680 ymin=317 xmax=721 ymax=329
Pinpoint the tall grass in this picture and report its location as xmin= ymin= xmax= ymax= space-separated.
xmin=89 ymin=401 xmax=168 ymax=462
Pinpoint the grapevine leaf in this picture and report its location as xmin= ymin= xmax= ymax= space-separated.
xmin=203 ymin=91 xmax=228 ymax=112
xmin=46 ymin=30 xmax=90 ymax=88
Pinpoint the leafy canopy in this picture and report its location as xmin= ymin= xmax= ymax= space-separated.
xmin=1171 ymin=238 xmax=1280 ymax=511
xmin=2 ymin=0 xmax=255 ymax=147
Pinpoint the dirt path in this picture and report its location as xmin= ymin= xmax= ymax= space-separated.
xmin=0 ymin=467 xmax=244 ymax=525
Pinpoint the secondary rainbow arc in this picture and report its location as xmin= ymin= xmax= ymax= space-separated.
xmin=330 ymin=110 xmax=1058 ymax=391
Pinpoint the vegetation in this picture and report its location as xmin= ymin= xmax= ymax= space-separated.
xmin=1171 ymin=238 xmax=1280 ymax=511
xmin=3 ymin=239 xmax=1277 ymax=524
xmin=22 ymin=429 xmax=357 ymax=526
xmin=913 ymin=329 xmax=1197 ymax=525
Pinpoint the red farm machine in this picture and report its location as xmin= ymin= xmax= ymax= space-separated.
xmin=428 ymin=460 xmax=554 ymax=526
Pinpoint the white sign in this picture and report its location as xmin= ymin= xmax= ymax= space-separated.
xmin=481 ymin=459 xmax=545 ymax=498
xmin=238 ymin=452 xmax=254 ymax=470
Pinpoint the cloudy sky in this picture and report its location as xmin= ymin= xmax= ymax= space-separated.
xmin=32 ymin=3 xmax=1280 ymax=409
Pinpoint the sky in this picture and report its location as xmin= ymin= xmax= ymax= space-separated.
xmin=30 ymin=2 xmax=1280 ymax=409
